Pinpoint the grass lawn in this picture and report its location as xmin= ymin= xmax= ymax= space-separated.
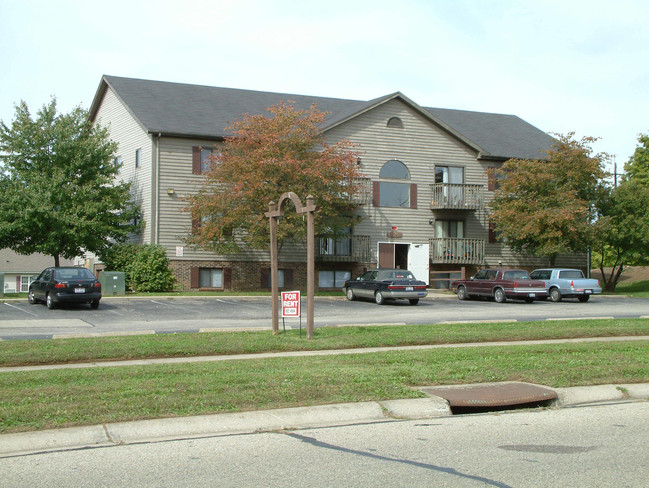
xmin=0 ymin=318 xmax=648 ymax=367
xmin=1 ymin=340 xmax=648 ymax=433
xmin=1 ymin=318 xmax=649 ymax=433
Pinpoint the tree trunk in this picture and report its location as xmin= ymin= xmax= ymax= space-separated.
xmin=53 ymin=254 xmax=60 ymax=267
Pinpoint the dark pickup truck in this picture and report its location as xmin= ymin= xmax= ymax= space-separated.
xmin=451 ymin=269 xmax=548 ymax=303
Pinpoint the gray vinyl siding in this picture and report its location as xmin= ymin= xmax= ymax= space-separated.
xmin=94 ymin=87 xmax=153 ymax=244
xmin=325 ymin=98 xmax=479 ymax=263
xmin=157 ymin=137 xmax=299 ymax=262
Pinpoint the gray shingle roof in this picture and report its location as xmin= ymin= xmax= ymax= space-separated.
xmin=90 ymin=75 xmax=554 ymax=160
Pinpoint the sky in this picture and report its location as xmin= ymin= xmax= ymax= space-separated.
xmin=1 ymin=0 xmax=647 ymax=172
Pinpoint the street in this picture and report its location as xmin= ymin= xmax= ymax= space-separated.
xmin=2 ymin=401 xmax=648 ymax=487
xmin=1 ymin=295 xmax=648 ymax=339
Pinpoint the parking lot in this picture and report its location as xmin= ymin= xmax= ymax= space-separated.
xmin=1 ymin=294 xmax=648 ymax=340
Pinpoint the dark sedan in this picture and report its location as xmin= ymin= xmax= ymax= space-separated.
xmin=28 ymin=267 xmax=102 ymax=309
xmin=343 ymin=268 xmax=428 ymax=305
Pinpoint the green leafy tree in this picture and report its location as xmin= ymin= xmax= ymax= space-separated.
xmin=490 ymin=133 xmax=608 ymax=266
xmin=592 ymin=133 xmax=649 ymax=290
xmin=0 ymin=98 xmax=140 ymax=266
xmin=622 ymin=132 xmax=649 ymax=184
xmin=185 ymin=102 xmax=363 ymax=253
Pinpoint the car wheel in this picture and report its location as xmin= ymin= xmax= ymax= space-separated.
xmin=345 ymin=288 xmax=356 ymax=301
xmin=409 ymin=298 xmax=419 ymax=305
xmin=91 ymin=300 xmax=100 ymax=309
xmin=494 ymin=288 xmax=506 ymax=303
xmin=375 ymin=291 xmax=385 ymax=305
xmin=457 ymin=285 xmax=467 ymax=300
xmin=578 ymin=295 xmax=590 ymax=303
xmin=46 ymin=293 xmax=56 ymax=309
xmin=550 ymin=288 xmax=562 ymax=302
xmin=28 ymin=289 xmax=37 ymax=304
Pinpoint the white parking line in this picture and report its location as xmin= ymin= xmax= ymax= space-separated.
xmin=546 ymin=316 xmax=615 ymax=321
xmin=3 ymin=302 xmax=39 ymax=316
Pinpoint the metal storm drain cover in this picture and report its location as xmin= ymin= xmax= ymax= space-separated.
xmin=419 ymin=382 xmax=558 ymax=408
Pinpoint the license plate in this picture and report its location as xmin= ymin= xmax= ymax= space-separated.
xmin=528 ymin=293 xmax=535 ymax=297
xmin=406 ymin=286 xmax=413 ymax=291
xmin=74 ymin=288 xmax=85 ymax=294
xmin=585 ymin=289 xmax=592 ymax=294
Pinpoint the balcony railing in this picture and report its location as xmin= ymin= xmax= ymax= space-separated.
xmin=429 ymin=238 xmax=485 ymax=265
xmin=351 ymin=177 xmax=372 ymax=205
xmin=316 ymin=235 xmax=371 ymax=262
xmin=430 ymin=183 xmax=484 ymax=210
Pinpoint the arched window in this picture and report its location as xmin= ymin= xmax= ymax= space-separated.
xmin=387 ymin=117 xmax=404 ymax=128
xmin=379 ymin=160 xmax=410 ymax=179
xmin=374 ymin=160 xmax=416 ymax=208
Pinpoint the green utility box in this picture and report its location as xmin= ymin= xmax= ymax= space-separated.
xmin=99 ymin=271 xmax=126 ymax=296
xmin=0 ymin=272 xmax=4 ymax=297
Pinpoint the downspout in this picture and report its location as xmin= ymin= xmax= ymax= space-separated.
xmin=153 ymin=132 xmax=161 ymax=245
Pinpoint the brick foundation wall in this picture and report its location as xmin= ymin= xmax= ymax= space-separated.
xmin=169 ymin=259 xmax=377 ymax=292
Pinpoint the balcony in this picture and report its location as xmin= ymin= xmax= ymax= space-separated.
xmin=430 ymin=183 xmax=484 ymax=210
xmin=316 ymin=235 xmax=371 ymax=262
xmin=351 ymin=177 xmax=372 ymax=205
xmin=429 ymin=238 xmax=485 ymax=265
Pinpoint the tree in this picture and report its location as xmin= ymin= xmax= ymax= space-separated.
xmin=591 ymin=133 xmax=649 ymax=291
xmin=0 ymin=98 xmax=140 ymax=266
xmin=489 ymin=133 xmax=608 ymax=266
xmin=185 ymin=102 xmax=363 ymax=253
xmin=623 ymin=132 xmax=649 ymax=184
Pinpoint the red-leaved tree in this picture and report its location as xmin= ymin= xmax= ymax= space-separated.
xmin=185 ymin=102 xmax=363 ymax=253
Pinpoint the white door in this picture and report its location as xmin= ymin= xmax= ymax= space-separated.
xmin=408 ymin=244 xmax=430 ymax=285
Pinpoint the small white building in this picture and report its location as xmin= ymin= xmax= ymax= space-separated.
xmin=0 ymin=249 xmax=75 ymax=293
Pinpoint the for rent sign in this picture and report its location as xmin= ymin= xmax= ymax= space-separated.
xmin=281 ymin=291 xmax=301 ymax=318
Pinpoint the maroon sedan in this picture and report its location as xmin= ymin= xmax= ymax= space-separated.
xmin=451 ymin=269 xmax=548 ymax=303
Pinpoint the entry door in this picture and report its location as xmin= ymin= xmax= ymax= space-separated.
xmin=408 ymin=244 xmax=430 ymax=285
xmin=378 ymin=243 xmax=395 ymax=268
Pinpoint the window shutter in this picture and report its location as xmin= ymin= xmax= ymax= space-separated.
xmin=488 ymin=167 xmax=496 ymax=191
xmin=223 ymin=268 xmax=232 ymax=289
xmin=372 ymin=181 xmax=380 ymax=207
xmin=410 ymin=184 xmax=417 ymax=209
xmin=190 ymin=267 xmax=199 ymax=288
xmin=261 ymin=268 xmax=270 ymax=288
xmin=192 ymin=211 xmax=200 ymax=234
xmin=16 ymin=276 xmax=21 ymax=292
xmin=284 ymin=269 xmax=294 ymax=288
xmin=488 ymin=222 xmax=497 ymax=244
xmin=192 ymin=146 xmax=201 ymax=175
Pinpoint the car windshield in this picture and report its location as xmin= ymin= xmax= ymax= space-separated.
xmin=504 ymin=271 xmax=530 ymax=280
xmin=54 ymin=268 xmax=95 ymax=280
xmin=378 ymin=270 xmax=415 ymax=280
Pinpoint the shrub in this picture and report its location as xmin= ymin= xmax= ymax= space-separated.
xmin=100 ymin=244 xmax=176 ymax=292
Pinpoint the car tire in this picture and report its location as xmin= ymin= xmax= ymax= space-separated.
xmin=494 ymin=288 xmax=506 ymax=303
xmin=409 ymin=298 xmax=419 ymax=305
xmin=28 ymin=290 xmax=36 ymax=304
xmin=578 ymin=295 xmax=590 ymax=303
xmin=345 ymin=288 xmax=356 ymax=301
xmin=550 ymin=288 xmax=562 ymax=302
xmin=457 ymin=285 xmax=467 ymax=300
xmin=375 ymin=291 xmax=385 ymax=305
xmin=46 ymin=293 xmax=56 ymax=310
xmin=91 ymin=300 xmax=100 ymax=309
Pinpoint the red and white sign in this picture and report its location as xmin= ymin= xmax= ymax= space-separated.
xmin=281 ymin=291 xmax=301 ymax=318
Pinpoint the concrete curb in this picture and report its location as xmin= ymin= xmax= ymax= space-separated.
xmin=2 ymin=383 xmax=647 ymax=457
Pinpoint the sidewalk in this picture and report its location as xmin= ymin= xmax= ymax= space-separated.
xmin=2 ymin=382 xmax=648 ymax=457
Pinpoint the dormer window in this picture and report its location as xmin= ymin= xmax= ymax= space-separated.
xmin=387 ymin=117 xmax=403 ymax=128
